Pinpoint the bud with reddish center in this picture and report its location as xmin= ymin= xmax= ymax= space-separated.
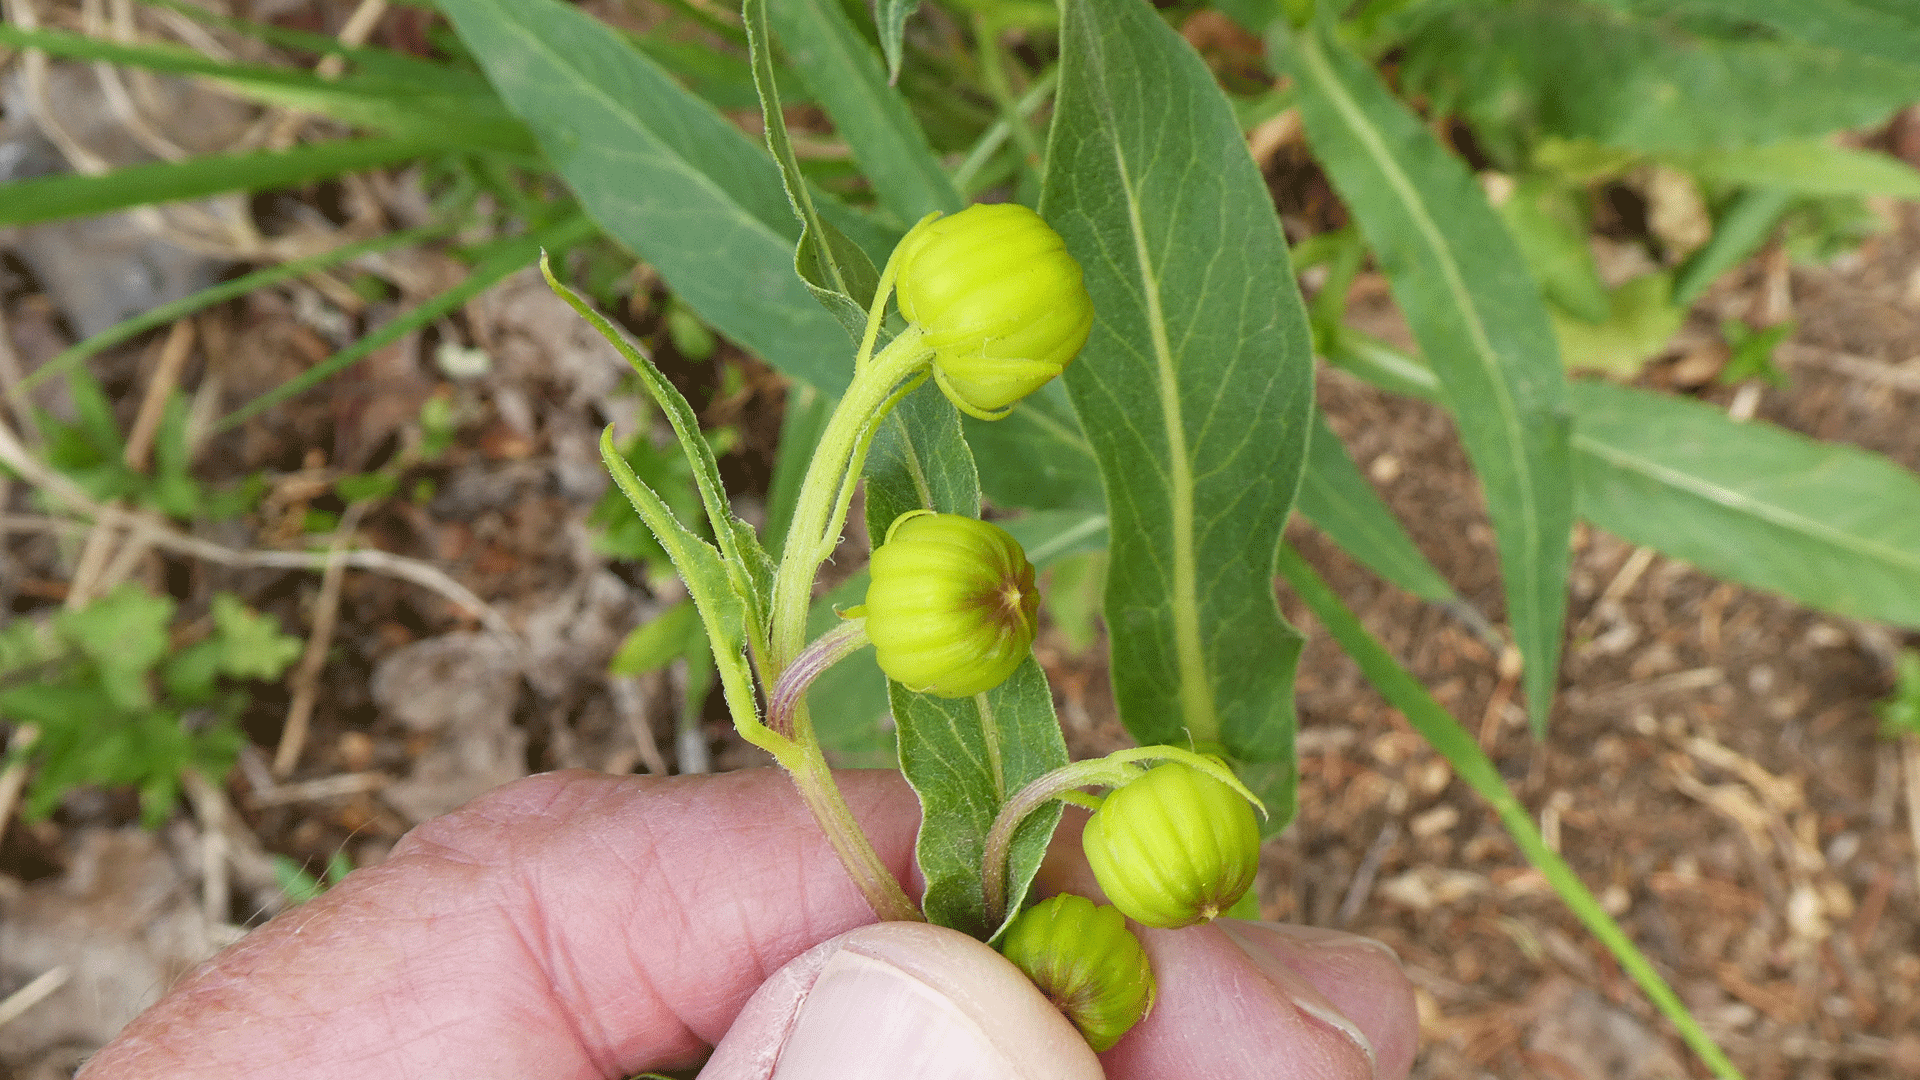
xmin=860 ymin=510 xmax=1040 ymax=698
xmin=998 ymin=893 xmax=1156 ymax=1051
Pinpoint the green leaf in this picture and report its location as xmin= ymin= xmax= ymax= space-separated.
xmin=765 ymin=384 xmax=835 ymax=556
xmin=1551 ymin=272 xmax=1686 ymax=377
xmin=1877 ymin=650 xmax=1920 ymax=739
xmin=875 ymin=0 xmax=920 ymax=81
xmin=999 ymin=508 xmax=1110 ymax=567
xmin=1571 ymin=379 xmax=1920 ymax=629
xmin=1672 ymin=141 xmax=1920 ymax=199
xmin=0 ymin=136 xmax=448 ymax=228
xmin=208 ymin=594 xmax=303 ymax=681
xmin=804 ymin=572 xmax=897 ymax=766
xmin=545 ymin=258 xmax=775 ymax=637
xmin=964 ymin=382 xmax=1107 ymax=513
xmin=600 ymin=427 xmax=765 ymax=742
xmin=745 ymin=0 xmax=885 ymax=340
xmin=1277 ymin=19 xmax=1573 ymax=732
xmin=864 ymin=382 xmax=980 ymax=533
xmin=889 ymin=662 xmax=1067 ymax=939
xmin=861 ymin=380 xmax=1065 ymax=939
xmin=1395 ymin=0 xmax=1920 ymax=156
xmin=609 ymin=602 xmax=706 ymax=676
xmin=1274 ymin=543 xmax=1741 ymax=1080
xmin=436 ymin=0 xmax=880 ymax=394
xmin=57 ymin=584 xmax=174 ymax=711
xmin=766 ymin=0 xmax=963 ymax=226
xmin=1298 ymin=409 xmax=1456 ymax=603
xmin=1495 ymin=177 xmax=1611 ymax=324
xmin=1594 ymin=0 xmax=1920 ymax=68
xmin=1671 ymin=187 xmax=1794 ymax=308
xmin=1043 ymin=0 xmax=1313 ymax=772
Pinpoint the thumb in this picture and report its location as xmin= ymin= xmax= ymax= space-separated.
xmin=699 ymin=923 xmax=1103 ymax=1080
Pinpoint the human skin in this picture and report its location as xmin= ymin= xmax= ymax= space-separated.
xmin=77 ymin=768 xmax=1417 ymax=1079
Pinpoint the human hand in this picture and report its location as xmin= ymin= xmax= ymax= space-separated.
xmin=78 ymin=769 xmax=1417 ymax=1079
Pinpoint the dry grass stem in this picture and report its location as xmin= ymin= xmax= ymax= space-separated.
xmin=274 ymin=502 xmax=369 ymax=777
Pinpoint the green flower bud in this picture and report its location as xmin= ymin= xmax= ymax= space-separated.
xmin=1082 ymin=761 xmax=1262 ymax=929
xmin=998 ymin=893 xmax=1156 ymax=1052
xmin=894 ymin=203 xmax=1094 ymax=420
xmin=862 ymin=510 xmax=1039 ymax=698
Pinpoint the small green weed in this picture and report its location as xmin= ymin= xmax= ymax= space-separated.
xmin=0 ymin=586 xmax=302 ymax=826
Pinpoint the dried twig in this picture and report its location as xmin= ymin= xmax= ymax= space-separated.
xmin=1904 ymin=735 xmax=1920 ymax=903
xmin=0 ymin=417 xmax=518 ymax=640
xmin=0 ymin=726 xmax=40 ymax=858
xmin=181 ymin=769 xmax=230 ymax=929
xmin=0 ymin=965 xmax=70 ymax=1029
xmin=274 ymin=501 xmax=369 ymax=777
xmin=122 ymin=318 xmax=196 ymax=472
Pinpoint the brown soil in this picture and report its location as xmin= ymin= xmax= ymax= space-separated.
xmin=3 ymin=4 xmax=1920 ymax=1077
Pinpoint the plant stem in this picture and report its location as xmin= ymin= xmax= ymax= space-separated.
xmin=774 ymin=730 xmax=924 ymax=923
xmin=768 ymin=328 xmax=930 ymax=673
xmin=768 ymin=617 xmax=870 ymax=737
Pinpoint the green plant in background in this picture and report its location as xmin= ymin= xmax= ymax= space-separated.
xmin=2 ymin=0 xmax=1918 ymax=1071
xmin=0 ymin=586 xmax=302 ymax=827
xmin=272 ymin=848 xmax=355 ymax=906
xmin=1879 ymin=650 xmax=1920 ymax=740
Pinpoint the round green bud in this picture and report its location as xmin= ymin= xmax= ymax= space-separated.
xmin=998 ymin=893 xmax=1156 ymax=1052
xmin=862 ymin=510 xmax=1039 ymax=698
xmin=894 ymin=203 xmax=1094 ymax=420
xmin=1082 ymin=760 xmax=1262 ymax=929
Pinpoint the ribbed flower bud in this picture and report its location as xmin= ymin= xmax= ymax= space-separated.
xmin=1082 ymin=761 xmax=1262 ymax=929
xmin=861 ymin=510 xmax=1039 ymax=698
xmin=998 ymin=893 xmax=1156 ymax=1052
xmin=893 ymin=203 xmax=1093 ymax=420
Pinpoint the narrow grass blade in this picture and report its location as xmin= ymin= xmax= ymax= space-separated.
xmin=1274 ymin=543 xmax=1743 ymax=1080
xmin=0 ymin=137 xmax=446 ymax=228
xmin=23 ymin=222 xmax=455 ymax=393
xmin=215 ymin=215 xmax=595 ymax=429
xmin=1277 ymin=20 xmax=1573 ymax=732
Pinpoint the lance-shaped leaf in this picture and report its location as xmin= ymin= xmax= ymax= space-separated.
xmin=875 ymin=0 xmax=920 ymax=82
xmin=1275 ymin=19 xmax=1573 ymax=732
xmin=1043 ymin=0 xmax=1314 ymax=776
xmin=437 ymin=0 xmax=884 ymax=394
xmin=863 ymin=383 xmax=1067 ymax=938
xmin=600 ymin=430 xmax=763 ymax=747
xmin=1573 ymin=380 xmax=1920 ymax=629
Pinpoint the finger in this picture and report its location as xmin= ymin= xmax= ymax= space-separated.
xmin=1096 ymin=920 xmax=1408 ymax=1080
xmin=80 ymin=769 xmax=923 ymax=1080
xmin=1036 ymin=805 xmax=1419 ymax=1080
xmin=1220 ymin=921 xmax=1420 ymax=1080
xmin=700 ymin=922 xmax=1101 ymax=1080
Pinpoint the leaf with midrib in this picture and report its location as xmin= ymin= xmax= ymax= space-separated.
xmin=1275 ymin=18 xmax=1573 ymax=732
xmin=862 ymin=383 xmax=1067 ymax=939
xmin=436 ymin=0 xmax=885 ymax=395
xmin=1043 ymin=0 xmax=1314 ymax=792
xmin=1572 ymin=379 xmax=1920 ymax=629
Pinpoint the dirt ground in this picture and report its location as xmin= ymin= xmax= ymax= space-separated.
xmin=3 ymin=4 xmax=1920 ymax=1078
